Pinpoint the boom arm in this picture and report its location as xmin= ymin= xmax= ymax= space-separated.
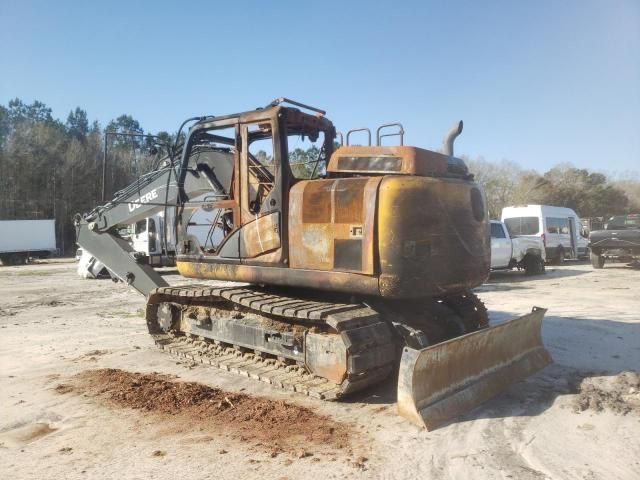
xmin=75 ymin=165 xmax=179 ymax=295
xmin=75 ymin=151 xmax=223 ymax=295
xmin=76 ymin=222 xmax=168 ymax=295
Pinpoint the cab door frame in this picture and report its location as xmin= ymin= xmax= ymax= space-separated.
xmin=235 ymin=116 xmax=287 ymax=264
xmin=176 ymin=119 xmax=242 ymax=261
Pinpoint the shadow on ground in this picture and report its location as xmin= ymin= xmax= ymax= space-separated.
xmin=600 ymin=262 xmax=640 ymax=271
xmin=487 ymin=266 xmax=589 ymax=284
xmin=344 ymin=314 xmax=640 ymax=428
xmin=158 ymin=268 xmax=180 ymax=276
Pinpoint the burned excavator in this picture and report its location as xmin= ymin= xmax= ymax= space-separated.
xmin=75 ymin=98 xmax=551 ymax=429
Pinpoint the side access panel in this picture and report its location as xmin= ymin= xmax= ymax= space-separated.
xmin=288 ymin=177 xmax=381 ymax=274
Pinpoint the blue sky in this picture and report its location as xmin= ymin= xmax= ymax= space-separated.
xmin=1 ymin=0 xmax=638 ymax=174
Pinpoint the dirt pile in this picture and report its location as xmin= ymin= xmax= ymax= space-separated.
xmin=58 ymin=368 xmax=354 ymax=458
xmin=572 ymin=371 xmax=640 ymax=415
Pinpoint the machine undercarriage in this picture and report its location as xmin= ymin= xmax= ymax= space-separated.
xmin=147 ymin=285 xmax=489 ymax=400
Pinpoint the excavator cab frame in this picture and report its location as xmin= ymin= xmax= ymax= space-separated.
xmin=174 ymin=103 xmax=336 ymax=269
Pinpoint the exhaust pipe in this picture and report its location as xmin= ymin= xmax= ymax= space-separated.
xmin=442 ymin=120 xmax=463 ymax=156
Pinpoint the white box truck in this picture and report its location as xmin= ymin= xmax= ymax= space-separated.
xmin=501 ymin=205 xmax=589 ymax=264
xmin=0 ymin=219 xmax=57 ymax=265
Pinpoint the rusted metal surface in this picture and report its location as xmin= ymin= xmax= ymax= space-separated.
xmin=327 ymin=146 xmax=448 ymax=176
xmin=78 ymin=98 xmax=551 ymax=428
xmin=176 ymin=103 xmax=337 ymax=268
xmin=178 ymin=170 xmax=490 ymax=300
xmin=289 ymin=177 xmax=381 ymax=274
xmin=300 ymin=180 xmax=332 ymax=223
xmin=377 ymin=175 xmax=490 ymax=298
xmin=156 ymin=334 xmax=343 ymax=400
xmin=170 ymin=102 xmax=489 ymax=300
xmin=239 ymin=211 xmax=281 ymax=258
xmin=176 ymin=261 xmax=381 ymax=296
xmin=305 ymin=333 xmax=347 ymax=384
xmin=397 ymin=307 xmax=551 ymax=430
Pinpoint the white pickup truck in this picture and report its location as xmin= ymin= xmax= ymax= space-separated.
xmin=491 ymin=220 xmax=546 ymax=275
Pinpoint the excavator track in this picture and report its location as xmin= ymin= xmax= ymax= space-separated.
xmin=145 ymin=284 xmax=489 ymax=400
xmin=146 ymin=285 xmax=397 ymax=399
xmin=152 ymin=333 xmax=344 ymax=399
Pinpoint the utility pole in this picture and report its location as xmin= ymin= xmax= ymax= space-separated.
xmin=102 ymin=132 xmax=108 ymax=202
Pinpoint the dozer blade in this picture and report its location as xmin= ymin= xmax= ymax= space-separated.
xmin=397 ymin=307 xmax=551 ymax=429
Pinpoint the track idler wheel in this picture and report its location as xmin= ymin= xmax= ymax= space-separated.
xmin=146 ymin=302 xmax=179 ymax=334
xmin=157 ymin=303 xmax=179 ymax=332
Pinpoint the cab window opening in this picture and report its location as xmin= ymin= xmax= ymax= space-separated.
xmin=184 ymin=125 xmax=237 ymax=254
xmin=287 ymin=129 xmax=327 ymax=180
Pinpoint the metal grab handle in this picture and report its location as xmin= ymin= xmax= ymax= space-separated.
xmin=376 ymin=123 xmax=405 ymax=146
xmin=346 ymin=128 xmax=372 ymax=146
xmin=268 ymin=97 xmax=326 ymax=115
xmin=336 ymin=132 xmax=344 ymax=146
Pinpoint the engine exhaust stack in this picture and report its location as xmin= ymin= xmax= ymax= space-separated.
xmin=443 ymin=120 xmax=464 ymax=156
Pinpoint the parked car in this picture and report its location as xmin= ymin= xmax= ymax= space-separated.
xmin=588 ymin=214 xmax=640 ymax=268
xmin=490 ymin=220 xmax=546 ymax=275
xmin=501 ymin=205 xmax=588 ymax=264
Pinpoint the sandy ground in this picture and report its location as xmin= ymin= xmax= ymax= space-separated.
xmin=1 ymin=259 xmax=639 ymax=479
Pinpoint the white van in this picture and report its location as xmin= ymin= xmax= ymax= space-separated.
xmin=501 ymin=205 xmax=589 ymax=264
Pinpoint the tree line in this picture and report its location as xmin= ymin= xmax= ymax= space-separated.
xmin=0 ymin=98 xmax=638 ymax=255
xmin=0 ymin=99 xmax=174 ymax=254
xmin=463 ymin=157 xmax=640 ymax=220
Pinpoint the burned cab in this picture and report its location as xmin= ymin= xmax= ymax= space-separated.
xmin=176 ymin=100 xmax=336 ymax=272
